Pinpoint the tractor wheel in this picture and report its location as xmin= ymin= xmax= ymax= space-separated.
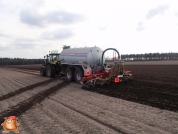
xmin=46 ymin=65 xmax=55 ymax=78
xmin=40 ymin=67 xmax=46 ymax=76
xmin=74 ymin=67 xmax=83 ymax=83
xmin=65 ymin=67 xmax=74 ymax=82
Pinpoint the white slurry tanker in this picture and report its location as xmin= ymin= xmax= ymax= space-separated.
xmin=40 ymin=45 xmax=132 ymax=87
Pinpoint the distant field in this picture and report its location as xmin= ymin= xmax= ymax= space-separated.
xmin=0 ymin=64 xmax=41 ymax=70
xmin=106 ymin=60 xmax=178 ymax=65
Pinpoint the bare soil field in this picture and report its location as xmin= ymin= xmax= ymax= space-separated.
xmin=2 ymin=61 xmax=178 ymax=112
xmin=0 ymin=61 xmax=178 ymax=133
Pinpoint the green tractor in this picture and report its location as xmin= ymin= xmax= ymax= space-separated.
xmin=40 ymin=50 xmax=61 ymax=78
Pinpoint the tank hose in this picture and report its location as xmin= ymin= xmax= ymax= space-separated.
xmin=84 ymin=62 xmax=123 ymax=87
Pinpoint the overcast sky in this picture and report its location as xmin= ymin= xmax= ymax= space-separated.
xmin=0 ymin=0 xmax=178 ymax=58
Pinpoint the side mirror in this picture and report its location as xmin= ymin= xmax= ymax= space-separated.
xmin=44 ymin=56 xmax=46 ymax=58
xmin=47 ymin=55 xmax=49 ymax=57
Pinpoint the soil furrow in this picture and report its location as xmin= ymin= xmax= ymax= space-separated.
xmin=47 ymin=97 xmax=127 ymax=134
xmin=0 ymin=80 xmax=68 ymax=129
xmin=0 ymin=70 xmax=27 ymax=87
xmin=0 ymin=80 xmax=62 ymax=114
xmin=0 ymin=78 xmax=58 ymax=101
xmin=51 ymin=93 xmax=169 ymax=133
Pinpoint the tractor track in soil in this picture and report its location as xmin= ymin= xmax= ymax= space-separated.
xmin=0 ymin=80 xmax=69 ymax=128
xmin=0 ymin=78 xmax=60 ymax=101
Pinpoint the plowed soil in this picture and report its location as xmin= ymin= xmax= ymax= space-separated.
xmin=83 ymin=65 xmax=178 ymax=112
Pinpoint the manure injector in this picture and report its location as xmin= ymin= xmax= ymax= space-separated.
xmin=40 ymin=46 xmax=133 ymax=87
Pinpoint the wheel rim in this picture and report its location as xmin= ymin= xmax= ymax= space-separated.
xmin=76 ymin=70 xmax=82 ymax=81
xmin=67 ymin=70 xmax=71 ymax=79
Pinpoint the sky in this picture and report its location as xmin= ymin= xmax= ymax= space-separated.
xmin=0 ymin=0 xmax=178 ymax=58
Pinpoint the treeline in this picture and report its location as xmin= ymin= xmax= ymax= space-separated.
xmin=121 ymin=52 xmax=178 ymax=61
xmin=0 ymin=58 xmax=43 ymax=65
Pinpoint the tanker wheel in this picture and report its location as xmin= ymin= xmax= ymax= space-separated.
xmin=74 ymin=67 xmax=83 ymax=83
xmin=65 ymin=67 xmax=74 ymax=82
xmin=40 ymin=67 xmax=46 ymax=76
xmin=46 ymin=65 xmax=55 ymax=78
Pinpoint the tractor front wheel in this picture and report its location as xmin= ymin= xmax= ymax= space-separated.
xmin=46 ymin=65 xmax=55 ymax=78
xmin=40 ymin=67 xmax=46 ymax=76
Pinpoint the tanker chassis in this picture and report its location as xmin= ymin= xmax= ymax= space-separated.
xmin=40 ymin=46 xmax=132 ymax=87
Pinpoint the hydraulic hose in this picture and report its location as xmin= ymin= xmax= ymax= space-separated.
xmin=101 ymin=48 xmax=120 ymax=65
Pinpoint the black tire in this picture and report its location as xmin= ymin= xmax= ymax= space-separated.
xmin=40 ymin=67 xmax=46 ymax=76
xmin=65 ymin=67 xmax=74 ymax=82
xmin=46 ymin=64 xmax=55 ymax=78
xmin=74 ymin=67 xmax=83 ymax=83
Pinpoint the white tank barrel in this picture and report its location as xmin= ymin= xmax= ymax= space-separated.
xmin=60 ymin=46 xmax=105 ymax=66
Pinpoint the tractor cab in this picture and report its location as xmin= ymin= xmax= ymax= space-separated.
xmin=44 ymin=50 xmax=60 ymax=65
xmin=48 ymin=53 xmax=60 ymax=63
